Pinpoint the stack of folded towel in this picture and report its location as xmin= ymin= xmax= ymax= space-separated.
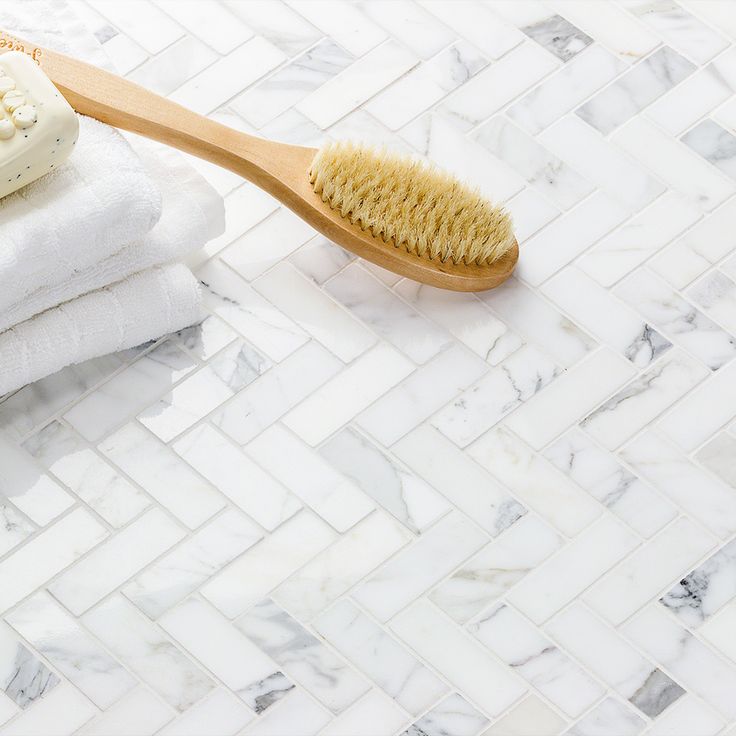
xmin=0 ymin=1 xmax=224 ymax=396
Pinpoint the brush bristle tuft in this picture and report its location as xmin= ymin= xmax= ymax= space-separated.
xmin=309 ymin=141 xmax=514 ymax=266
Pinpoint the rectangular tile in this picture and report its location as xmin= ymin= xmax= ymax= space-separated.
xmin=281 ymin=343 xmax=415 ymax=446
xmin=99 ymin=423 xmax=225 ymax=529
xmin=505 ymin=347 xmax=636 ymax=450
xmin=253 ymin=262 xmax=375 ymax=362
xmin=160 ymin=598 xmax=294 ymax=714
xmin=576 ymin=46 xmax=695 ymax=134
xmin=622 ymin=429 xmax=736 ymax=539
xmin=430 ymin=514 xmax=563 ymax=623
xmin=614 ymin=270 xmax=736 ymax=370
xmin=76 ymin=686 xmax=173 ymax=736
xmin=505 ymin=515 xmax=639 ymax=624
xmin=539 ymin=114 xmax=665 ymax=212
xmin=352 ymin=511 xmax=488 ymax=622
xmin=201 ymin=511 xmax=336 ymax=618
xmin=319 ymin=690 xmax=407 ymax=736
xmin=483 ymin=694 xmax=566 ymax=736
xmin=48 ymin=508 xmax=185 ymax=616
xmin=393 ymin=424 xmax=526 ymax=537
xmin=0 ymin=508 xmax=106 ymax=612
xmin=123 ymin=508 xmax=263 ymax=619
xmin=83 ymin=595 xmax=214 ymax=712
xmin=297 ymin=40 xmax=417 ymax=128
xmin=585 ymin=517 xmax=716 ymax=625
xmin=520 ymin=11 xmax=593 ymax=61
xmin=246 ymin=424 xmax=374 ymax=531
xmin=468 ymin=426 xmax=601 ymax=536
xmin=688 ymin=271 xmax=736 ymax=334
xmin=697 ymin=432 xmax=736 ymax=489
xmin=683 ymin=120 xmax=736 ymax=182
xmin=613 ymin=117 xmax=735 ymax=212
xmin=159 ymin=689 xmax=253 ymax=736
xmin=236 ymin=599 xmax=368 ymax=713
xmin=173 ymin=424 xmax=301 ymax=531
xmin=389 ymin=599 xmax=526 ymax=716
xmin=400 ymin=693 xmax=489 ymax=736
xmin=357 ymin=345 xmax=488 ymax=446
xmin=313 ymin=599 xmax=446 ymax=716
xmin=581 ymin=350 xmax=710 ymax=450
xmin=470 ymin=603 xmax=603 ymax=717
xmin=242 ymin=689 xmax=330 ymax=736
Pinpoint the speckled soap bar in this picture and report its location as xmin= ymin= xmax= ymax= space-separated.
xmin=0 ymin=50 xmax=78 ymax=199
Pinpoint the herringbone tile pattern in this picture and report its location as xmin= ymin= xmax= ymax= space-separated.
xmin=1 ymin=1 xmax=736 ymax=734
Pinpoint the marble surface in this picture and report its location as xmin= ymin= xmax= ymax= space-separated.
xmin=1 ymin=0 xmax=736 ymax=734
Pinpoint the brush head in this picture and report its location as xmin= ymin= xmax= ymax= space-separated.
xmin=308 ymin=141 xmax=515 ymax=268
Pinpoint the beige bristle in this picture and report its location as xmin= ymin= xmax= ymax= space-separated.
xmin=309 ymin=141 xmax=515 ymax=267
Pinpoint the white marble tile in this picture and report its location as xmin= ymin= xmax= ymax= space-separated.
xmin=210 ymin=341 xmax=341 ymax=445
xmin=365 ymin=41 xmax=487 ymax=130
xmin=697 ymin=432 xmax=736 ymax=489
xmin=353 ymin=510 xmax=487 ymax=622
xmin=657 ymin=360 xmax=736 ymax=451
xmin=401 ymin=693 xmax=490 ymax=736
xmin=400 ymin=112 xmax=526 ymax=204
xmin=7 ymin=592 xmax=135 ymax=708
xmin=201 ymin=511 xmax=336 ymax=618
xmin=63 ymin=341 xmax=197 ymax=443
xmin=435 ymin=42 xmax=558 ymax=129
xmin=482 ymin=694 xmax=566 ymax=736
xmin=622 ymin=0 xmax=728 ymax=64
xmin=393 ymin=424 xmax=526 ymax=537
xmin=585 ymin=516 xmax=716 ymax=625
xmin=356 ymin=0 xmax=455 ymax=58
xmin=242 ymin=689 xmax=331 ymax=736
xmin=76 ymin=686 xmax=173 ymax=736
xmin=281 ymin=343 xmax=415 ymax=445
xmin=474 ymin=116 xmax=593 ymax=210
xmin=431 ymin=345 xmax=559 ymax=447
xmin=543 ymin=268 xmax=672 ymax=367
xmin=505 ymin=515 xmax=639 ymax=624
xmin=357 ymin=344 xmax=489 ymax=446
xmin=319 ymin=690 xmax=408 ymax=736
xmin=430 ymin=514 xmax=563 ymax=623
xmin=613 ymin=117 xmax=736 ymax=212
xmin=615 ymin=270 xmax=736 ymax=369
xmin=199 ymin=259 xmax=309 ymax=362
xmin=469 ymin=426 xmax=601 ymax=536
xmin=568 ymin=697 xmax=645 ymax=736
xmin=471 ymin=603 xmax=604 ymax=717
xmin=159 ymin=689 xmax=253 ymax=736
xmin=508 ymin=44 xmax=627 ymax=134
xmin=83 ymin=595 xmax=214 ymax=712
xmin=319 ymin=428 xmax=451 ymax=534
xmin=0 ymin=508 xmax=106 ymax=613
xmin=0 ymin=501 xmax=32 ymax=559
xmin=174 ymin=315 xmax=239 ymax=363
xmin=90 ymin=0 xmax=184 ymax=53
xmin=539 ymin=115 xmax=665 ymax=212
xmin=160 ymin=597 xmax=295 ymax=714
xmin=49 ymin=507 xmax=185 ymax=616
xmin=296 ymin=40 xmax=417 ymax=128
xmin=479 ymin=278 xmax=596 ymax=368
xmin=99 ymin=423 xmax=225 ymax=529
xmin=624 ymin=605 xmax=736 ymax=720
xmin=506 ymin=347 xmax=636 ymax=450
xmin=547 ymin=602 xmax=684 ymax=718
xmin=272 ymin=511 xmax=412 ymax=621
xmin=682 ymin=119 xmax=736 ymax=182
xmin=520 ymin=12 xmax=593 ymax=61
xmin=173 ymin=424 xmax=301 ymax=531
xmin=701 ymin=601 xmax=736 ymax=665
xmin=253 ymin=262 xmax=375 ymax=362
xmin=389 ymin=599 xmax=527 ymax=717
xmin=0 ymin=434 xmax=73 ymax=526
xmin=290 ymin=236 xmax=354 ymax=287
xmin=545 ymin=428 xmax=676 ymax=537
xmin=577 ymin=46 xmax=695 ymax=135
xmin=394 ymin=282 xmax=523 ymax=365
xmin=123 ymin=508 xmax=263 ymax=618
xmin=645 ymin=693 xmax=725 ymax=736
xmin=582 ymin=350 xmax=710 ymax=450
xmin=688 ymin=271 xmax=736 ymax=334
xmin=246 ymin=424 xmax=374 ymax=531
xmin=661 ymin=537 xmax=736 ymax=627
xmin=170 ymin=37 xmax=286 ymax=114
xmin=578 ymin=191 xmax=702 ymax=288
xmin=235 ymin=599 xmax=368 ymax=714
xmin=313 ymin=599 xmax=446 ymax=716
xmin=505 ymin=187 xmax=561 ymax=244
xmin=623 ymin=429 xmax=736 ymax=538
xmin=232 ymin=39 xmax=353 ymax=129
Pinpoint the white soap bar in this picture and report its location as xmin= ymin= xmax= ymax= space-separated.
xmin=0 ymin=51 xmax=79 ymax=199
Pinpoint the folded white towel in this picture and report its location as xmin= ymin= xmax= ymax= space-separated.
xmin=0 ymin=264 xmax=202 ymax=396
xmin=0 ymin=143 xmax=224 ymax=332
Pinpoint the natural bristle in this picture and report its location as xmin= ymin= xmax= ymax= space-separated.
xmin=309 ymin=142 xmax=515 ymax=266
